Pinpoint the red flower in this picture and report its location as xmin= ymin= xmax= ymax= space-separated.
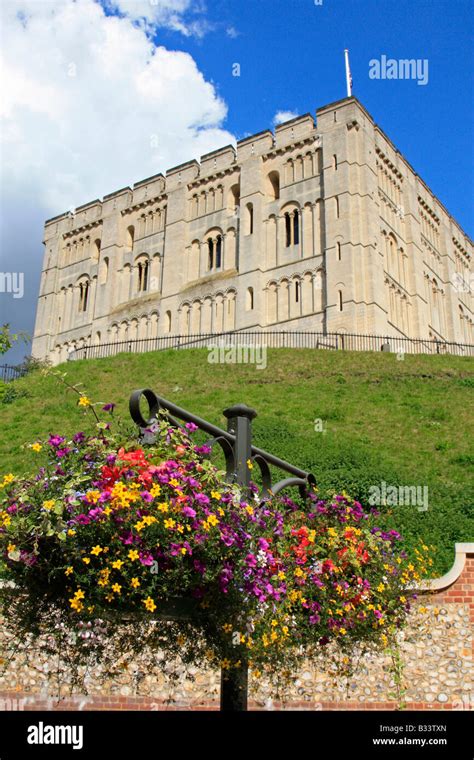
xmin=117 ymin=447 xmax=149 ymax=468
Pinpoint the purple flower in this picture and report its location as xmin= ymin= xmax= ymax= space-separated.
xmin=194 ymin=493 xmax=210 ymax=506
xmin=193 ymin=445 xmax=211 ymax=455
xmin=139 ymin=552 xmax=154 ymax=566
xmin=140 ymin=491 xmax=154 ymax=503
xmin=182 ymin=505 xmax=196 ymax=518
xmin=48 ymin=435 xmax=65 ymax=447
xmin=102 ymin=403 xmax=115 ymax=413
xmin=185 ymin=422 xmax=198 ymax=432
xmin=73 ymin=432 xmax=86 ymax=444
xmin=193 ymin=559 xmax=206 ymax=574
xmin=56 ymin=448 xmax=71 ymax=458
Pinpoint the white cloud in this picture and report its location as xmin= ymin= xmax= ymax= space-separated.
xmin=0 ymin=0 xmax=234 ymax=212
xmin=0 ymin=0 xmax=235 ymax=351
xmin=104 ymin=0 xmax=212 ymax=37
xmin=273 ymin=110 xmax=298 ymax=125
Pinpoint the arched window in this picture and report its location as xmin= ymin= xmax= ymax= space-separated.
xmin=93 ymin=239 xmax=101 ymax=261
xmin=295 ymin=281 xmax=300 ymax=303
xmin=246 ymin=203 xmax=254 ymax=235
xmin=229 ymin=184 xmax=240 ymax=212
xmin=333 ymin=154 xmax=338 ymax=171
xmin=246 ymin=287 xmax=254 ymax=311
xmin=137 ymin=259 xmax=149 ymax=292
xmin=337 ymin=242 xmax=342 ymax=261
xmin=293 ymin=210 xmax=299 ymax=245
xmin=285 ymin=213 xmax=291 ymax=247
xmin=335 ymin=196 xmax=340 ymax=219
xmin=208 ymin=238 xmax=214 ymax=270
xmin=338 ymin=290 xmax=343 ymax=312
xmin=78 ymin=280 xmax=89 ymax=312
xmin=216 ymin=236 xmax=222 ymax=268
xmin=99 ymin=256 xmax=109 ymax=285
xmin=284 ymin=210 xmax=299 ymax=247
xmin=165 ymin=310 xmax=172 ymax=333
xmin=126 ymin=226 xmax=134 ymax=251
xmin=267 ymin=171 xmax=280 ymax=201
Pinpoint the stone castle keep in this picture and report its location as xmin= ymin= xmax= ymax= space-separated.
xmin=32 ymin=97 xmax=473 ymax=364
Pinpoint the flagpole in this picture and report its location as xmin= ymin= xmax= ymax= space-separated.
xmin=344 ymin=49 xmax=352 ymax=97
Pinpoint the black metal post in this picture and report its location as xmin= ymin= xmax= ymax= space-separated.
xmin=219 ymin=404 xmax=256 ymax=711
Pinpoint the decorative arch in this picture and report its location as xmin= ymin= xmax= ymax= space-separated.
xmin=266 ymin=171 xmax=280 ymax=201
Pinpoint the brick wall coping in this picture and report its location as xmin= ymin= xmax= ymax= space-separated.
xmin=416 ymin=542 xmax=474 ymax=592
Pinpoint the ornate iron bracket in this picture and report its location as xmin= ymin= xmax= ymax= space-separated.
xmin=129 ymin=388 xmax=316 ymax=504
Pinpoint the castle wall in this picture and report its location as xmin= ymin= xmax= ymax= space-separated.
xmin=31 ymin=98 xmax=473 ymax=365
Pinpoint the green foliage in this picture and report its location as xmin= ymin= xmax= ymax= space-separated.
xmin=0 ymin=348 xmax=472 ymax=575
xmin=0 ymin=380 xmax=28 ymax=405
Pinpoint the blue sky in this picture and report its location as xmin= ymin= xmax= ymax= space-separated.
xmin=0 ymin=0 xmax=472 ymax=365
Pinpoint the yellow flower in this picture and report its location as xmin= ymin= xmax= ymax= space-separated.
xmin=150 ymin=484 xmax=161 ymax=498
xmin=86 ymin=491 xmax=101 ymax=504
xmin=143 ymin=597 xmax=157 ymax=612
xmin=169 ymin=478 xmax=179 ymax=488
xmin=271 ymin=619 xmax=278 ymax=627
xmin=82 ymin=557 xmax=91 ymax=565
xmin=270 ymin=631 xmax=278 ymax=642
xmin=131 ymin=577 xmax=140 ymax=588
xmin=69 ymin=598 xmax=83 ymax=612
xmin=377 ymin=583 xmax=385 ymax=593
xmin=78 ymin=396 xmax=91 ymax=407
xmin=65 ymin=566 xmax=73 ymax=576
xmin=112 ymin=559 xmax=124 ymax=569
xmin=128 ymin=549 xmax=139 ymax=561
xmin=43 ymin=499 xmax=55 ymax=511
xmin=74 ymin=589 xmax=85 ymax=599
xmin=112 ymin=583 xmax=122 ymax=594
xmin=207 ymin=514 xmax=219 ymax=527
xmin=91 ymin=545 xmax=103 ymax=556
xmin=278 ymin=571 xmax=286 ymax=580
xmin=222 ymin=623 xmax=232 ymax=633
xmin=67 ymin=529 xmax=76 ymax=536
xmin=221 ymin=658 xmax=231 ymax=669
xmin=210 ymin=491 xmax=221 ymax=501
xmin=246 ymin=459 xmax=253 ymax=470
xmin=3 ymin=474 xmax=15 ymax=484
xmin=245 ymin=505 xmax=254 ymax=516
xmin=31 ymin=443 xmax=42 ymax=453
xmin=157 ymin=502 xmax=169 ymax=513
xmin=164 ymin=518 xmax=176 ymax=529
xmin=339 ymin=628 xmax=347 ymax=635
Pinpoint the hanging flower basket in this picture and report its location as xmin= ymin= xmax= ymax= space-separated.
xmin=0 ymin=398 xmax=430 ymax=685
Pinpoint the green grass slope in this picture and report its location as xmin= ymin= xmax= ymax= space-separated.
xmin=1 ymin=348 xmax=473 ymax=574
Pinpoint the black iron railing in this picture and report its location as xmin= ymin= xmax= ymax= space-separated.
xmin=67 ymin=330 xmax=474 ymax=361
xmin=128 ymin=388 xmax=317 ymax=710
xmin=0 ymin=365 xmax=27 ymax=383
